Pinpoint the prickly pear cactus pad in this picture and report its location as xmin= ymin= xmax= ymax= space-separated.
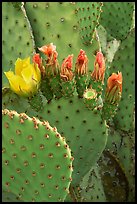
xmin=98 ymin=150 xmax=129 ymax=202
xmin=35 ymin=96 xmax=108 ymax=186
xmin=109 ymin=29 xmax=135 ymax=131
xmin=76 ymin=2 xmax=103 ymax=45
xmin=25 ymin=2 xmax=100 ymax=70
xmin=2 ymin=109 xmax=73 ymax=202
xmin=2 ymin=2 xmax=34 ymax=87
xmin=2 ymin=189 xmax=23 ymax=202
xmin=100 ymin=2 xmax=134 ymax=40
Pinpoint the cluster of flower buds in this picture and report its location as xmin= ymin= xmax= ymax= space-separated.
xmin=4 ymin=43 xmax=122 ymax=109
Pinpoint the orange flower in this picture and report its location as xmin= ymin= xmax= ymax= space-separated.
xmin=107 ymin=72 xmax=122 ymax=93
xmin=60 ymin=55 xmax=73 ymax=81
xmin=38 ymin=43 xmax=58 ymax=62
xmin=91 ymin=51 xmax=105 ymax=83
xmin=38 ymin=43 xmax=60 ymax=76
xmin=105 ymin=72 xmax=122 ymax=104
xmin=75 ymin=49 xmax=88 ymax=75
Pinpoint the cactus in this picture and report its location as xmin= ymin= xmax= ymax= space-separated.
xmin=2 ymin=2 xmax=135 ymax=202
xmin=105 ymin=126 xmax=135 ymax=202
xmin=2 ymin=2 xmax=34 ymax=87
xmin=35 ymin=96 xmax=108 ymax=186
xmin=2 ymin=109 xmax=73 ymax=202
xmin=2 ymin=189 xmax=23 ymax=202
xmin=24 ymin=2 xmax=100 ymax=70
xmin=109 ymin=29 xmax=135 ymax=131
xmin=76 ymin=2 xmax=103 ymax=45
xmin=100 ymin=2 xmax=134 ymax=41
xmin=97 ymin=150 xmax=129 ymax=202
xmin=80 ymin=165 xmax=106 ymax=202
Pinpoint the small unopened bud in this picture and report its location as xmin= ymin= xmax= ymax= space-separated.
xmin=60 ymin=55 xmax=74 ymax=81
xmin=91 ymin=51 xmax=105 ymax=84
xmin=75 ymin=49 xmax=88 ymax=75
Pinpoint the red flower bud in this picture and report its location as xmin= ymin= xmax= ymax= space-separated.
xmin=33 ymin=53 xmax=45 ymax=78
xmin=60 ymin=55 xmax=73 ymax=81
xmin=91 ymin=51 xmax=105 ymax=83
xmin=75 ymin=49 xmax=88 ymax=75
xmin=33 ymin=53 xmax=42 ymax=69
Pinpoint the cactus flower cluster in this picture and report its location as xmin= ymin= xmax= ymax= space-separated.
xmin=4 ymin=43 xmax=122 ymax=117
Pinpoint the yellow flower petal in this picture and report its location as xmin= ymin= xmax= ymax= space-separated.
xmin=5 ymin=57 xmax=41 ymax=97
xmin=4 ymin=70 xmax=15 ymax=79
xmin=21 ymin=65 xmax=35 ymax=83
xmin=34 ymin=63 xmax=41 ymax=82
xmin=5 ymin=72 xmax=27 ymax=95
xmin=15 ymin=57 xmax=30 ymax=76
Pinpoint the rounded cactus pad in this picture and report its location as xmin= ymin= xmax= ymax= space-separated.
xmin=110 ymin=29 xmax=135 ymax=131
xmin=76 ymin=2 xmax=103 ymax=44
xmin=2 ymin=189 xmax=23 ymax=202
xmin=100 ymin=2 xmax=134 ymax=40
xmin=25 ymin=2 xmax=100 ymax=70
xmin=2 ymin=2 xmax=34 ymax=87
xmin=2 ymin=109 xmax=73 ymax=202
xmin=80 ymin=165 xmax=106 ymax=202
xmin=36 ymin=96 xmax=108 ymax=186
xmin=98 ymin=150 xmax=129 ymax=202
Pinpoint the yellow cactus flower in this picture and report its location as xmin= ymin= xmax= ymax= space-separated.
xmin=4 ymin=57 xmax=41 ymax=97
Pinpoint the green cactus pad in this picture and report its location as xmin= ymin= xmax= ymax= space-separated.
xmin=110 ymin=29 xmax=135 ymax=131
xmin=117 ymin=131 xmax=135 ymax=202
xmin=100 ymin=2 xmax=135 ymax=40
xmin=80 ymin=165 xmax=106 ymax=202
xmin=76 ymin=2 xmax=103 ymax=45
xmin=2 ymin=109 xmax=73 ymax=202
xmin=2 ymin=189 xmax=23 ymax=202
xmin=98 ymin=150 xmax=129 ymax=202
xmin=32 ymin=96 xmax=108 ymax=186
xmin=106 ymin=127 xmax=135 ymax=202
xmin=2 ymin=88 xmax=30 ymax=114
xmin=96 ymin=25 xmax=107 ymax=55
xmin=105 ymin=39 xmax=120 ymax=64
xmin=11 ymin=2 xmax=22 ymax=10
xmin=25 ymin=2 xmax=100 ymax=71
xmin=2 ymin=2 xmax=34 ymax=87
